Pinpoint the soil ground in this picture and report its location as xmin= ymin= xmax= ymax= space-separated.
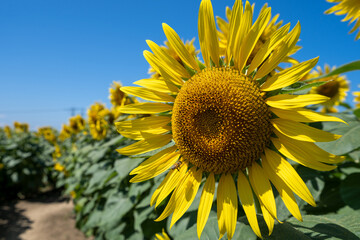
xmin=0 ymin=191 xmax=90 ymax=240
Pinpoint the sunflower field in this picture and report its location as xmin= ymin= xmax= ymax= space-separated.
xmin=1 ymin=0 xmax=360 ymax=239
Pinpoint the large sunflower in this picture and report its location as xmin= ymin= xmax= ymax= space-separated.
xmin=325 ymin=0 xmax=360 ymax=40
xmin=116 ymin=0 xmax=345 ymax=238
xmin=304 ymin=64 xmax=349 ymax=113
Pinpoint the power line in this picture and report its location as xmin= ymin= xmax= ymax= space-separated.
xmin=0 ymin=107 xmax=86 ymax=117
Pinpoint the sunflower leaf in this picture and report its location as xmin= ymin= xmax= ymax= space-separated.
xmin=280 ymin=81 xmax=327 ymax=94
xmin=340 ymin=172 xmax=360 ymax=210
xmin=316 ymin=113 xmax=360 ymax=155
xmin=304 ymin=60 xmax=360 ymax=82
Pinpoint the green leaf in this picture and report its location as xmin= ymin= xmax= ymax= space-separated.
xmin=304 ymin=60 xmax=360 ymax=82
xmin=100 ymin=193 xmax=133 ymax=230
xmin=114 ymin=157 xmax=143 ymax=179
xmin=296 ymin=166 xmax=325 ymax=209
xmin=316 ymin=117 xmax=360 ymax=155
xmin=340 ymin=173 xmax=360 ymax=210
xmin=354 ymin=108 xmax=360 ymax=119
xmin=83 ymin=169 xmax=110 ymax=194
xmin=281 ymin=81 xmax=327 ymax=94
xmin=285 ymin=212 xmax=360 ymax=239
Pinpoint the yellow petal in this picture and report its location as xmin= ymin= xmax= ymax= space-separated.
xmin=155 ymin=161 xmax=188 ymax=207
xmin=118 ymin=103 xmax=172 ymax=114
xmin=260 ymin=202 xmax=275 ymax=235
xmin=217 ymin=174 xmax=238 ymax=239
xmin=116 ymin=134 xmax=172 ymax=155
xmin=115 ymin=116 xmax=171 ymax=131
xmin=151 ymin=170 xmax=171 ymax=206
xmin=171 ymin=168 xmax=202 ymax=228
xmin=237 ymin=6 xmax=271 ymax=71
xmin=262 ymin=154 xmax=302 ymax=221
xmin=233 ymin=1 xmax=253 ymax=68
xmin=134 ymin=78 xmax=177 ymax=94
xmin=197 ymin=173 xmax=215 ymax=239
xmin=271 ymin=137 xmax=337 ymax=171
xmin=248 ymin=162 xmax=277 ymax=219
xmin=255 ymin=22 xmax=301 ymax=79
xmin=261 ymin=57 xmax=319 ymax=91
xmin=155 ymin=192 xmax=176 ymax=222
xmin=272 ymin=118 xmax=341 ymax=142
xmin=144 ymin=50 xmax=183 ymax=86
xmin=248 ymin=23 xmax=290 ymax=73
xmin=146 ymin=40 xmax=191 ymax=79
xmin=266 ymin=94 xmax=330 ymax=109
xmin=162 ymin=23 xmax=201 ymax=72
xmin=237 ymin=171 xmax=261 ymax=238
xmin=263 ymin=148 xmax=316 ymax=206
xmin=226 ymin=0 xmax=243 ymax=62
xmin=119 ymin=125 xmax=171 ymax=140
xmin=275 ymin=133 xmax=345 ymax=164
xmin=198 ymin=0 xmax=219 ymax=67
xmin=269 ymin=107 xmax=346 ymax=124
xmin=120 ymin=87 xmax=175 ymax=102
xmin=129 ymin=146 xmax=179 ymax=182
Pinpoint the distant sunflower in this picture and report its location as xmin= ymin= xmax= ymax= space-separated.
xmin=69 ymin=115 xmax=86 ymax=134
xmin=59 ymin=124 xmax=72 ymax=141
xmin=109 ymin=81 xmax=136 ymax=119
xmin=14 ymin=121 xmax=29 ymax=133
xmin=305 ymin=64 xmax=349 ymax=113
xmin=38 ymin=127 xmax=57 ymax=144
xmin=88 ymin=102 xmax=113 ymax=140
xmin=116 ymin=0 xmax=345 ymax=238
xmin=325 ymin=0 xmax=360 ymax=40
xmin=4 ymin=125 xmax=11 ymax=138
xmin=354 ymin=91 xmax=360 ymax=108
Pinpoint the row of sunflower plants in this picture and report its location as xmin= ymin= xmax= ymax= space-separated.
xmin=0 ymin=123 xmax=56 ymax=200
xmin=50 ymin=83 xmax=169 ymax=239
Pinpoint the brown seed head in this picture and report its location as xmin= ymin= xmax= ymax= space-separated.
xmin=172 ymin=67 xmax=272 ymax=174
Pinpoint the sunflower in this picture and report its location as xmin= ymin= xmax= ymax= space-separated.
xmin=87 ymin=102 xmax=113 ymax=140
xmin=109 ymin=81 xmax=137 ymax=119
xmin=38 ymin=127 xmax=57 ymax=144
xmin=54 ymin=162 xmax=65 ymax=172
xmin=304 ymin=64 xmax=349 ymax=113
xmin=4 ymin=125 xmax=11 ymax=138
xmin=116 ymin=0 xmax=345 ymax=238
xmin=216 ymin=3 xmax=300 ymax=66
xmin=59 ymin=124 xmax=72 ymax=141
xmin=325 ymin=0 xmax=360 ymax=40
xmin=69 ymin=115 xmax=86 ymax=134
xmin=14 ymin=121 xmax=29 ymax=133
xmin=354 ymin=91 xmax=360 ymax=108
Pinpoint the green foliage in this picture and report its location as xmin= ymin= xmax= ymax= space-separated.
xmin=55 ymin=128 xmax=167 ymax=239
xmin=164 ymin=110 xmax=360 ymax=240
xmin=304 ymin=60 xmax=360 ymax=82
xmin=0 ymin=130 xmax=55 ymax=200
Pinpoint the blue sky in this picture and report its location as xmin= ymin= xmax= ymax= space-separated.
xmin=0 ymin=0 xmax=359 ymax=130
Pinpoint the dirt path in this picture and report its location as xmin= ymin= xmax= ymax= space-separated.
xmin=0 ymin=192 xmax=89 ymax=240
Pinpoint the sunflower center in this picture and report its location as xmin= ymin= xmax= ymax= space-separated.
xmin=317 ymin=80 xmax=340 ymax=98
xmin=172 ymin=67 xmax=272 ymax=174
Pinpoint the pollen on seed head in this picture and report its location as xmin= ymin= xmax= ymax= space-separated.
xmin=172 ymin=67 xmax=272 ymax=174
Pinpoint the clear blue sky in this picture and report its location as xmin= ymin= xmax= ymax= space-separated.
xmin=0 ymin=0 xmax=359 ymax=130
